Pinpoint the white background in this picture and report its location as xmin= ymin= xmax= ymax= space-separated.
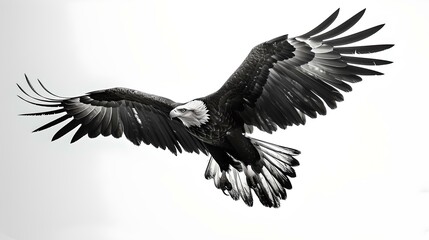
xmin=1 ymin=0 xmax=428 ymax=239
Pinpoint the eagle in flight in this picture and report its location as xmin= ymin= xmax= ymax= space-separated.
xmin=18 ymin=9 xmax=393 ymax=208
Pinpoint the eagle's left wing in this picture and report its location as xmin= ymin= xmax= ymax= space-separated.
xmin=209 ymin=9 xmax=393 ymax=133
xmin=18 ymin=76 xmax=207 ymax=155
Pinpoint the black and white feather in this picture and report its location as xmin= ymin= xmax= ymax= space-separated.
xmin=18 ymin=78 xmax=207 ymax=155
xmin=211 ymin=8 xmax=392 ymax=133
xmin=18 ymin=9 xmax=393 ymax=208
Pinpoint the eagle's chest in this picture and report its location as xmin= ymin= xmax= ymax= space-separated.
xmin=187 ymin=108 xmax=236 ymax=146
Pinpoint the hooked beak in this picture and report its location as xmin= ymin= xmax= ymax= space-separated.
xmin=169 ymin=109 xmax=180 ymax=119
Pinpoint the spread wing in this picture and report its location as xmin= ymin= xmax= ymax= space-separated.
xmin=210 ymin=9 xmax=393 ymax=133
xmin=18 ymin=76 xmax=207 ymax=155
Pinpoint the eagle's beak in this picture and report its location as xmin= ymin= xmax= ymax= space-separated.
xmin=169 ymin=109 xmax=179 ymax=119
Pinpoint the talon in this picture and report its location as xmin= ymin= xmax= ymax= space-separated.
xmin=221 ymin=189 xmax=230 ymax=196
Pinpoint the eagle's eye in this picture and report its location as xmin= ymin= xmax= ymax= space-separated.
xmin=177 ymin=108 xmax=187 ymax=113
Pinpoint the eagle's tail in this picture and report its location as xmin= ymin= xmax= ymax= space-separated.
xmin=204 ymin=137 xmax=300 ymax=208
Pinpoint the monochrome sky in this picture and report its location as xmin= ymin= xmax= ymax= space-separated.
xmin=1 ymin=0 xmax=428 ymax=240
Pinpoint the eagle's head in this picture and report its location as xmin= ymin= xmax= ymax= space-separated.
xmin=169 ymin=100 xmax=210 ymax=128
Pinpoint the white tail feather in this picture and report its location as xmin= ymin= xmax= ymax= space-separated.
xmin=204 ymin=137 xmax=300 ymax=207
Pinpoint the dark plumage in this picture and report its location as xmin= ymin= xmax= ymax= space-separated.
xmin=18 ymin=9 xmax=393 ymax=208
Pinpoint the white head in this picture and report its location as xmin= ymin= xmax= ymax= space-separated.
xmin=169 ymin=100 xmax=210 ymax=128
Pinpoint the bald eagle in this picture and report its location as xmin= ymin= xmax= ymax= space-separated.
xmin=18 ymin=9 xmax=393 ymax=208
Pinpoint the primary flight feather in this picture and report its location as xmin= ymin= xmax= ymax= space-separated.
xmin=18 ymin=9 xmax=393 ymax=208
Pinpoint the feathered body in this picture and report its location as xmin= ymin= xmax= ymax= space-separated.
xmin=18 ymin=9 xmax=393 ymax=207
xmin=184 ymin=100 xmax=235 ymax=146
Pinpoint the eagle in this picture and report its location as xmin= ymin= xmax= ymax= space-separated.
xmin=18 ymin=9 xmax=393 ymax=208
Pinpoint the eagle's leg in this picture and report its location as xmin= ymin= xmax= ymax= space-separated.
xmin=203 ymin=144 xmax=241 ymax=192
xmin=205 ymin=129 xmax=301 ymax=207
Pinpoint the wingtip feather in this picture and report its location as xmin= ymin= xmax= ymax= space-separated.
xmin=298 ymin=8 xmax=340 ymax=38
xmin=311 ymin=8 xmax=366 ymax=41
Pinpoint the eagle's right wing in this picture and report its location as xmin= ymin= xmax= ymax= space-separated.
xmin=18 ymin=76 xmax=207 ymax=155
